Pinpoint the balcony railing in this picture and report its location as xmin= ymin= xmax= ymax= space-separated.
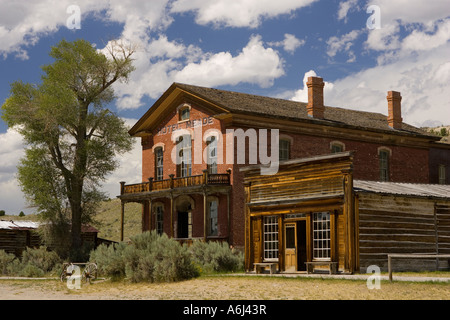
xmin=120 ymin=169 xmax=231 ymax=195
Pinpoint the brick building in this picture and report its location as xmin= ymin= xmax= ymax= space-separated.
xmin=118 ymin=76 xmax=450 ymax=248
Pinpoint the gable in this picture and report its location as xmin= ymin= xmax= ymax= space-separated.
xmin=128 ymin=84 xmax=230 ymax=137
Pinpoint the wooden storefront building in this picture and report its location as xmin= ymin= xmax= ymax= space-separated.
xmin=242 ymin=152 xmax=450 ymax=274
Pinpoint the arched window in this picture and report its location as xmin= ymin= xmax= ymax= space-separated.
xmin=206 ymin=136 xmax=218 ymax=174
xmin=179 ymin=106 xmax=190 ymax=121
xmin=330 ymin=141 xmax=345 ymax=153
xmin=176 ymin=135 xmax=191 ymax=177
xmin=154 ymin=147 xmax=164 ymax=181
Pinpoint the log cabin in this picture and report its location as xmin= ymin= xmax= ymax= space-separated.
xmin=118 ymin=76 xmax=450 ymax=253
xmin=241 ymin=152 xmax=450 ymax=274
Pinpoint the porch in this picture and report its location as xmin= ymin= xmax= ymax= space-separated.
xmin=118 ymin=170 xmax=232 ymax=242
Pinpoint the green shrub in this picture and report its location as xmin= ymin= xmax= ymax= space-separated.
xmin=89 ymin=231 xmax=199 ymax=283
xmin=0 ymin=250 xmax=17 ymax=275
xmin=18 ymin=264 xmax=45 ymax=277
xmin=0 ymin=247 xmax=62 ymax=276
xmin=190 ymin=241 xmax=244 ymax=273
xmin=21 ymin=246 xmax=61 ymax=275
xmin=89 ymin=241 xmax=127 ymax=281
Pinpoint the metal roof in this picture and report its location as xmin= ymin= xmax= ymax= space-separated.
xmin=0 ymin=220 xmax=40 ymax=230
xmin=354 ymin=180 xmax=450 ymax=199
xmin=0 ymin=220 xmax=99 ymax=232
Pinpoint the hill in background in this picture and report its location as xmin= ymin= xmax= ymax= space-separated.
xmin=1 ymin=199 xmax=142 ymax=243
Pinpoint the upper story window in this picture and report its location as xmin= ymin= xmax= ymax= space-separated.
xmin=439 ymin=165 xmax=446 ymax=185
xmin=379 ymin=148 xmax=391 ymax=182
xmin=279 ymin=138 xmax=291 ymax=161
xmin=155 ymin=147 xmax=164 ymax=181
xmin=176 ymin=135 xmax=192 ymax=177
xmin=179 ymin=106 xmax=190 ymax=121
xmin=330 ymin=141 xmax=344 ymax=153
xmin=206 ymin=136 xmax=218 ymax=174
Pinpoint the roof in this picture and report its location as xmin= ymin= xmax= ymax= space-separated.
xmin=173 ymin=83 xmax=438 ymax=139
xmin=354 ymin=180 xmax=450 ymax=199
xmin=0 ymin=220 xmax=40 ymax=230
xmin=0 ymin=220 xmax=99 ymax=233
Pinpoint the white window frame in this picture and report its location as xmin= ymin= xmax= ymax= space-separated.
xmin=313 ymin=212 xmax=331 ymax=261
xmin=263 ymin=216 xmax=279 ymax=261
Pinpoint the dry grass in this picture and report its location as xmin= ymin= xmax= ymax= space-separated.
xmin=0 ymin=275 xmax=448 ymax=300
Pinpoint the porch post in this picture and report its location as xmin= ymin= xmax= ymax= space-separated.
xmin=170 ymin=193 xmax=174 ymax=238
xmin=120 ymin=201 xmax=125 ymax=242
xmin=203 ymin=189 xmax=207 ymax=241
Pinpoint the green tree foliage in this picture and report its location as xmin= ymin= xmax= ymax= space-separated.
xmin=1 ymin=39 xmax=135 ymax=259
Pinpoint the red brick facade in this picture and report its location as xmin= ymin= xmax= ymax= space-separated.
xmin=120 ymin=81 xmax=448 ymax=248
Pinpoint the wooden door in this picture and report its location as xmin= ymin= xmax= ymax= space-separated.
xmin=285 ymin=223 xmax=297 ymax=272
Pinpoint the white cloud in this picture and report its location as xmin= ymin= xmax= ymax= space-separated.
xmin=103 ymin=118 xmax=141 ymax=199
xmin=290 ymin=41 xmax=450 ymax=127
xmin=268 ymin=33 xmax=305 ymax=54
xmin=326 ymin=29 xmax=362 ymax=62
xmin=0 ymin=127 xmax=28 ymax=214
xmin=170 ymin=0 xmax=318 ymax=28
xmin=173 ymin=35 xmax=285 ymax=88
xmin=113 ymin=34 xmax=285 ymax=110
xmin=0 ymin=0 xmax=107 ymax=59
xmin=337 ymin=0 xmax=359 ymax=22
xmin=290 ymin=70 xmax=334 ymax=103
xmin=366 ymin=0 xmax=450 ymax=25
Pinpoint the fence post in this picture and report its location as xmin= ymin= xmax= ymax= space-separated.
xmin=388 ymin=254 xmax=393 ymax=282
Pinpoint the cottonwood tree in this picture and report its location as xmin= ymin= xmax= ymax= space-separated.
xmin=2 ymin=39 xmax=135 ymax=259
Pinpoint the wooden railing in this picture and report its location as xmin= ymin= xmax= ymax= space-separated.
xmin=120 ymin=169 xmax=231 ymax=195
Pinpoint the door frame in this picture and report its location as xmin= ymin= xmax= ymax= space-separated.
xmin=284 ymin=222 xmax=297 ymax=272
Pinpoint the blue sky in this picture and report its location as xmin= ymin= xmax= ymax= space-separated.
xmin=1 ymin=0 xmax=449 ymax=215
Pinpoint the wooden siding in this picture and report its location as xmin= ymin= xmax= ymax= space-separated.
xmin=358 ymin=193 xmax=450 ymax=271
xmin=0 ymin=230 xmax=40 ymax=256
xmin=243 ymin=152 xmax=357 ymax=273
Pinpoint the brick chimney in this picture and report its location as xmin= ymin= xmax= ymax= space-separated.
xmin=387 ymin=91 xmax=402 ymax=129
xmin=306 ymin=76 xmax=325 ymax=119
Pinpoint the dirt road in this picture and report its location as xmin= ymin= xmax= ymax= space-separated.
xmin=1 ymin=275 xmax=449 ymax=300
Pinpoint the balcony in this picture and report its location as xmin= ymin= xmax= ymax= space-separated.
xmin=120 ymin=169 xmax=231 ymax=196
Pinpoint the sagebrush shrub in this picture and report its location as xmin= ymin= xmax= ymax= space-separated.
xmin=21 ymin=246 xmax=61 ymax=274
xmin=89 ymin=231 xmax=199 ymax=283
xmin=0 ymin=250 xmax=16 ymax=275
xmin=190 ymin=241 xmax=244 ymax=273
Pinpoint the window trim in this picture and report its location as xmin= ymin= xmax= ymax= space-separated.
xmin=207 ymin=196 xmax=219 ymax=236
xmin=176 ymin=134 xmax=192 ymax=177
xmin=312 ymin=211 xmax=331 ymax=261
xmin=263 ymin=216 xmax=279 ymax=262
xmin=206 ymin=135 xmax=218 ymax=174
xmin=153 ymin=203 xmax=164 ymax=236
xmin=177 ymin=103 xmax=191 ymax=122
xmin=330 ymin=141 xmax=345 ymax=153
xmin=378 ymin=147 xmax=391 ymax=182
xmin=439 ymin=164 xmax=446 ymax=185
xmin=154 ymin=146 xmax=164 ymax=181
